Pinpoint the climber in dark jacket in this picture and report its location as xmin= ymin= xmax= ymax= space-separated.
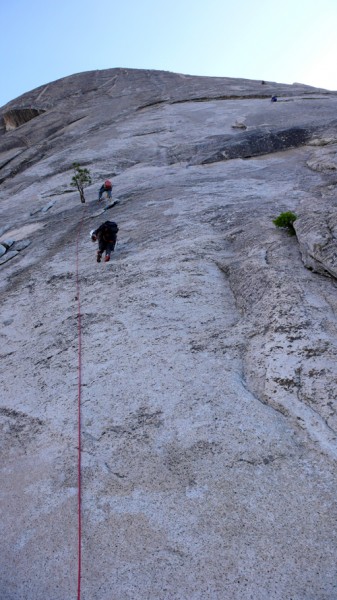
xmin=91 ymin=221 xmax=118 ymax=262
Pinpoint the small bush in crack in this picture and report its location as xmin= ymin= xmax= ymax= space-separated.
xmin=273 ymin=211 xmax=297 ymax=235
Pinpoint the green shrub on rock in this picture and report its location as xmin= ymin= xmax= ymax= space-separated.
xmin=273 ymin=211 xmax=297 ymax=234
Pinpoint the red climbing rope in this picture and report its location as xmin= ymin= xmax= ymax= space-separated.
xmin=75 ymin=207 xmax=86 ymax=600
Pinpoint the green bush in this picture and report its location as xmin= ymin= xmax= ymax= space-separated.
xmin=273 ymin=211 xmax=297 ymax=234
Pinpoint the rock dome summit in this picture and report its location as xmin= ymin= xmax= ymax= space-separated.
xmin=1 ymin=68 xmax=337 ymax=600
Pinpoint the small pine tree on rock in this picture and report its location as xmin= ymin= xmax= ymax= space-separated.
xmin=70 ymin=162 xmax=92 ymax=203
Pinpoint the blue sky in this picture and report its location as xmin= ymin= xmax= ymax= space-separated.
xmin=1 ymin=0 xmax=337 ymax=107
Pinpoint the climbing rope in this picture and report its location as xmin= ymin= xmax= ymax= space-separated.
xmin=75 ymin=207 xmax=87 ymax=600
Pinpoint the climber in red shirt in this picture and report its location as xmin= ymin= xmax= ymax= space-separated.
xmin=98 ymin=179 xmax=113 ymax=201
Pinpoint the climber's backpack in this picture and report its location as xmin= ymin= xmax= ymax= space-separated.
xmin=104 ymin=180 xmax=112 ymax=189
xmin=103 ymin=221 xmax=118 ymax=239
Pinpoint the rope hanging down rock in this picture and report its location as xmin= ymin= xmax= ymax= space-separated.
xmin=75 ymin=207 xmax=86 ymax=600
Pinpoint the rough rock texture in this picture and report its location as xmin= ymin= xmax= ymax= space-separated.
xmin=1 ymin=68 xmax=337 ymax=600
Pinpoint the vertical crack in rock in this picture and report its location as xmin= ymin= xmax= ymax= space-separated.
xmin=221 ymin=221 xmax=337 ymax=458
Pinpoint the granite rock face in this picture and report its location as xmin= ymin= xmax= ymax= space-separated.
xmin=1 ymin=68 xmax=337 ymax=600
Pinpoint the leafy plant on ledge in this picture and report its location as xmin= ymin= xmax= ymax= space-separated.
xmin=273 ymin=211 xmax=297 ymax=235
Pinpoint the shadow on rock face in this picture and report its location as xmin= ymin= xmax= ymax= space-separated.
xmin=168 ymin=126 xmax=317 ymax=166
xmin=3 ymin=108 xmax=46 ymax=131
